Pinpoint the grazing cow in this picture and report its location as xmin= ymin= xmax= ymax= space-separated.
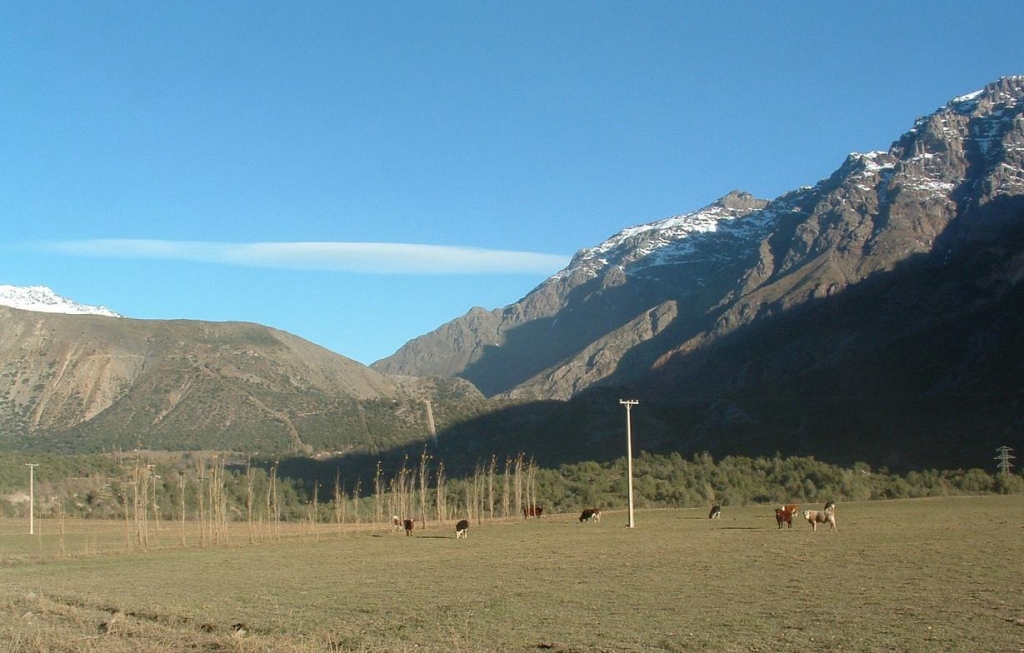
xmin=708 ymin=505 xmax=722 ymax=519
xmin=579 ymin=508 xmax=601 ymax=523
xmin=522 ymin=505 xmax=544 ymax=518
xmin=403 ymin=518 xmax=414 ymax=536
xmin=455 ymin=519 xmax=470 ymax=539
xmin=775 ymin=503 xmax=799 ymax=529
xmin=392 ymin=515 xmax=402 ymax=531
xmin=803 ymin=502 xmax=837 ymax=532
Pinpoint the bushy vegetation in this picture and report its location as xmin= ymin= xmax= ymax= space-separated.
xmin=1 ymin=449 xmax=1019 ymax=524
xmin=533 ymin=451 xmax=1024 ymax=512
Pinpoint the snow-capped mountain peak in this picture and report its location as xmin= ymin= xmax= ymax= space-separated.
xmin=551 ymin=78 xmax=1024 ymax=288
xmin=375 ymin=76 xmax=1024 ymax=412
xmin=0 ymin=285 xmax=121 ymax=318
xmin=552 ymin=190 xmax=772 ymax=281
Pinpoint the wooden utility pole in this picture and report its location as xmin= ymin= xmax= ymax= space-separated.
xmin=26 ymin=463 xmax=38 ymax=535
xmin=620 ymin=400 xmax=639 ymax=528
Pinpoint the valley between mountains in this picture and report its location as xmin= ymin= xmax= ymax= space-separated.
xmin=4 ymin=77 xmax=1024 ymax=473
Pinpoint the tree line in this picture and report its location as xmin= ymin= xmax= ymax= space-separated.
xmin=1 ymin=450 xmax=1020 ymax=531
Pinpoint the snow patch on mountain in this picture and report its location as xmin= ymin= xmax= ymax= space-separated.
xmin=552 ymin=192 xmax=775 ymax=282
xmin=0 ymin=285 xmax=121 ymax=317
xmin=550 ymin=79 xmax=1024 ymax=290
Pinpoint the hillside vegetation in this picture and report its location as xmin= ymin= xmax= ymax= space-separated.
xmin=0 ymin=307 xmax=498 ymax=455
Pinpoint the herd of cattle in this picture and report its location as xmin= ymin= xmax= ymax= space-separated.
xmin=772 ymin=501 xmax=838 ymax=531
xmin=393 ymin=501 xmax=836 ymax=537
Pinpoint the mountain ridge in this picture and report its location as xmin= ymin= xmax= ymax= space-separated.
xmin=373 ymin=76 xmax=1024 ymax=404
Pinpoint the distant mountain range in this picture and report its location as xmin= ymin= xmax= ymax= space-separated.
xmin=0 ymin=285 xmax=121 ymax=318
xmin=3 ymin=77 xmax=1023 ymax=472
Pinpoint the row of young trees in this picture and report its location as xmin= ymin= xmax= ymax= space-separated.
xmin=344 ymin=451 xmax=542 ymax=531
xmin=2 ymin=451 xmax=545 ymax=548
xmin=2 ymin=450 xmax=1021 ymax=539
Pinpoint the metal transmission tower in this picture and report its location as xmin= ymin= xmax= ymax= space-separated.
xmin=994 ymin=446 xmax=1015 ymax=475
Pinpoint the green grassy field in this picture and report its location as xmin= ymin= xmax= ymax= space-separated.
xmin=1 ymin=496 xmax=1022 ymax=652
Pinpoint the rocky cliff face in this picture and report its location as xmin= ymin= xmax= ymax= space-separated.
xmin=374 ymin=77 xmax=1024 ymax=406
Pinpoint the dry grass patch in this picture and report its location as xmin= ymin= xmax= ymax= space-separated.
xmin=0 ymin=496 xmax=1022 ymax=651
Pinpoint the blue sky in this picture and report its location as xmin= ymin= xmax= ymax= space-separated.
xmin=2 ymin=3 xmax=1022 ymax=365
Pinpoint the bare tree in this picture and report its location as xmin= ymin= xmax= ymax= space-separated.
xmin=309 ymin=481 xmax=320 ymax=542
xmin=333 ymin=470 xmax=345 ymax=534
xmin=149 ymin=465 xmax=161 ymax=545
xmin=526 ymin=457 xmax=538 ymax=518
xmin=418 ymin=449 xmax=431 ymax=527
xmin=178 ymin=471 xmax=187 ymax=547
xmin=486 ymin=455 xmax=496 ymax=522
xmin=195 ymin=458 xmax=207 ymax=546
xmin=373 ymin=462 xmax=384 ymax=532
xmin=513 ymin=453 xmax=525 ymax=520
xmin=208 ymin=458 xmax=228 ymax=545
xmin=502 ymin=457 xmax=512 ymax=520
xmin=469 ymin=462 xmax=486 ymax=524
xmin=352 ymin=478 xmax=362 ymax=529
xmin=246 ymin=461 xmax=256 ymax=545
xmin=398 ymin=456 xmax=413 ymax=524
xmin=268 ymin=461 xmax=280 ymax=542
xmin=435 ymin=461 xmax=448 ymax=527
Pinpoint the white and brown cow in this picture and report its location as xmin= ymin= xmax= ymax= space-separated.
xmin=579 ymin=508 xmax=601 ymax=523
xmin=803 ymin=501 xmax=837 ymax=532
xmin=455 ymin=519 xmax=470 ymax=539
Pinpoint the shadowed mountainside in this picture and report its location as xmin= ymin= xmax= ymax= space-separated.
xmin=375 ymin=78 xmax=1024 ymax=404
xmin=369 ymin=77 xmax=1024 ymax=471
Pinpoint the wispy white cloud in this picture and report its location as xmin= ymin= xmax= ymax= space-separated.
xmin=37 ymin=239 xmax=571 ymax=275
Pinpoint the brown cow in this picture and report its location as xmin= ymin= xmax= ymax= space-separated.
xmin=403 ymin=518 xmax=414 ymax=536
xmin=522 ymin=505 xmax=544 ymax=518
xmin=775 ymin=503 xmax=799 ymax=528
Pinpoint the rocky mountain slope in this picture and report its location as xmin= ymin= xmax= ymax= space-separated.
xmin=0 ymin=306 xmax=486 ymax=454
xmin=373 ymin=77 xmax=1024 ymax=470
xmin=375 ymin=77 xmax=1024 ymax=399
